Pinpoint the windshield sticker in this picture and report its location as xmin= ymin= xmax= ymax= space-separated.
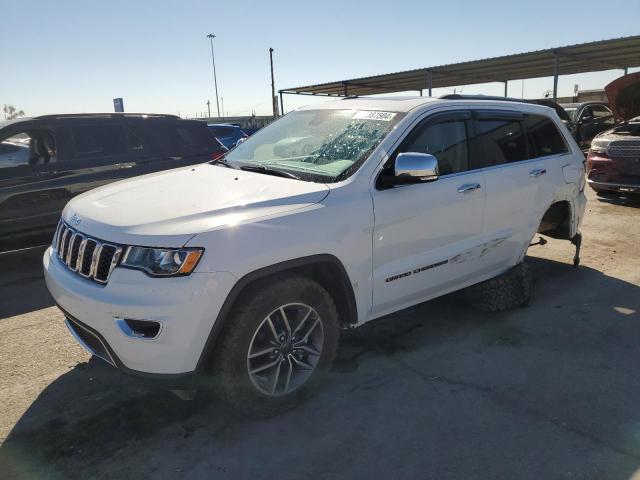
xmin=353 ymin=111 xmax=397 ymax=121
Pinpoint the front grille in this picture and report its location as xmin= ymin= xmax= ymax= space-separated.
xmin=52 ymin=220 xmax=123 ymax=284
xmin=607 ymin=139 xmax=640 ymax=158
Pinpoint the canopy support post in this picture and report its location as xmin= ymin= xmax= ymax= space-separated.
xmin=504 ymin=80 xmax=508 ymax=97
xmin=279 ymin=91 xmax=284 ymax=116
xmin=553 ymin=50 xmax=559 ymax=101
xmin=427 ymin=69 xmax=433 ymax=97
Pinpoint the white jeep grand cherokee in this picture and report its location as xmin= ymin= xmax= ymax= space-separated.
xmin=44 ymin=96 xmax=587 ymax=414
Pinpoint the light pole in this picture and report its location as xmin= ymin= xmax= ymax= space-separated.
xmin=206 ymin=33 xmax=221 ymax=117
xmin=206 ymin=100 xmax=211 ymax=118
xmin=269 ymin=48 xmax=277 ymax=117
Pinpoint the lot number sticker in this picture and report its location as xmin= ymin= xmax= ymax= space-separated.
xmin=353 ymin=111 xmax=397 ymax=121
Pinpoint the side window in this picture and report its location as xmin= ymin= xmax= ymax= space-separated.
xmin=401 ymin=119 xmax=469 ymax=175
xmin=126 ymin=127 xmax=146 ymax=153
xmin=176 ymin=125 xmax=212 ymax=148
xmin=0 ymin=135 xmax=31 ymax=169
xmin=592 ymin=105 xmax=612 ymax=118
xmin=523 ymin=115 xmax=568 ymax=158
xmin=72 ymin=125 xmax=126 ymax=158
xmin=0 ymin=131 xmax=58 ymax=168
xmin=471 ymin=118 xmax=527 ymax=168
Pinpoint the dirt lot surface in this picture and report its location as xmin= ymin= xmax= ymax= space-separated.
xmin=1 ymin=189 xmax=639 ymax=480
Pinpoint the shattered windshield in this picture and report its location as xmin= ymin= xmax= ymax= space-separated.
xmin=222 ymin=109 xmax=404 ymax=182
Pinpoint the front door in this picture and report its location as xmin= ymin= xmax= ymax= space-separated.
xmin=370 ymin=111 xmax=486 ymax=317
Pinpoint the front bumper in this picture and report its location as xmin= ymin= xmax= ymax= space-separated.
xmin=43 ymin=247 xmax=237 ymax=375
xmin=587 ymin=179 xmax=640 ymax=194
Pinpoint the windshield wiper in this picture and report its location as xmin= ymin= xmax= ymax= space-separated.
xmin=212 ymin=158 xmax=237 ymax=169
xmin=239 ymin=165 xmax=301 ymax=180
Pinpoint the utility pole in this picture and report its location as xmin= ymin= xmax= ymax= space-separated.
xmin=206 ymin=33 xmax=221 ymax=117
xmin=269 ymin=48 xmax=277 ymax=117
xmin=206 ymin=100 xmax=211 ymax=118
xmin=221 ymin=97 xmax=225 ymax=118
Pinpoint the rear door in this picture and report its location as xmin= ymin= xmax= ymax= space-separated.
xmin=371 ymin=110 xmax=487 ymax=316
xmin=63 ymin=121 xmax=133 ymax=193
xmin=474 ymin=110 xmax=556 ymax=269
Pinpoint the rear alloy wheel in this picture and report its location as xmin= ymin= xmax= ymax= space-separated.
xmin=247 ymin=303 xmax=324 ymax=396
xmin=211 ymin=276 xmax=339 ymax=416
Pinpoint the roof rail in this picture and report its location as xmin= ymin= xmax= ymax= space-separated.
xmin=32 ymin=113 xmax=180 ymax=120
xmin=439 ymin=94 xmax=539 ymax=103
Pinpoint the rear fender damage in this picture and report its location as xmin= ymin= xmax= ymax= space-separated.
xmin=537 ymin=201 xmax=582 ymax=267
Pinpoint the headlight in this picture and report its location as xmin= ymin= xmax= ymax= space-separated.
xmin=121 ymin=247 xmax=203 ymax=277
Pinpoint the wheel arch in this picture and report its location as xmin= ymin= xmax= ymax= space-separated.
xmin=195 ymin=254 xmax=357 ymax=371
xmin=537 ymin=199 xmax=574 ymax=240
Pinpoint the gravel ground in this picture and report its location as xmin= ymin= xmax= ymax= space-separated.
xmin=1 ymin=188 xmax=639 ymax=480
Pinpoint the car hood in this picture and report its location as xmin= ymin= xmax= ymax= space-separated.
xmin=63 ymin=163 xmax=330 ymax=246
xmin=605 ymin=72 xmax=640 ymax=121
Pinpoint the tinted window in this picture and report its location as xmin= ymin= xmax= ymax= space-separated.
xmin=208 ymin=126 xmax=234 ymax=136
xmin=0 ymin=140 xmax=30 ymax=169
xmin=592 ymin=105 xmax=613 ymax=118
xmin=402 ymin=119 xmax=468 ymax=175
xmin=176 ymin=125 xmax=212 ymax=147
xmin=149 ymin=123 xmax=212 ymax=155
xmin=523 ymin=115 xmax=568 ymax=158
xmin=471 ymin=119 xmax=527 ymax=168
xmin=72 ymin=125 xmax=126 ymax=157
xmin=126 ymin=127 xmax=145 ymax=152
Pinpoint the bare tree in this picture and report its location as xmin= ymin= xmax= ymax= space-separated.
xmin=3 ymin=104 xmax=25 ymax=120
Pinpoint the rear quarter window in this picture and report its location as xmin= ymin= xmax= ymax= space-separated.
xmin=524 ymin=114 xmax=568 ymax=158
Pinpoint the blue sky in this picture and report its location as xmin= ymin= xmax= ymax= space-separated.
xmin=1 ymin=0 xmax=638 ymax=118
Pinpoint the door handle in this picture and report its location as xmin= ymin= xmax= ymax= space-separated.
xmin=457 ymin=183 xmax=481 ymax=194
xmin=529 ymin=168 xmax=547 ymax=178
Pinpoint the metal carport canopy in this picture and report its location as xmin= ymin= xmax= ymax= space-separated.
xmin=280 ymin=35 xmax=640 ymax=100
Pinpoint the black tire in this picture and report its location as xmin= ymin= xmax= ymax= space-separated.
xmin=209 ymin=275 xmax=339 ymax=417
xmin=463 ymin=263 xmax=532 ymax=312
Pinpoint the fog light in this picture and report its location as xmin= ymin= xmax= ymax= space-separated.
xmin=116 ymin=317 xmax=162 ymax=339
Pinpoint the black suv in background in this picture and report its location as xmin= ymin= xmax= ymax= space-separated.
xmin=0 ymin=113 xmax=227 ymax=251
xmin=559 ymin=102 xmax=616 ymax=149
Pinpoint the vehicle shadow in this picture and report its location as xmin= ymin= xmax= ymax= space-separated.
xmin=594 ymin=191 xmax=640 ymax=208
xmin=0 ymin=246 xmax=54 ymax=319
xmin=1 ymin=256 xmax=639 ymax=479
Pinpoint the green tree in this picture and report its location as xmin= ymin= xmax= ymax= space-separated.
xmin=3 ymin=104 xmax=25 ymax=120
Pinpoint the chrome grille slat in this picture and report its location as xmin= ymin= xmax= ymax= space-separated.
xmin=53 ymin=221 xmax=63 ymax=253
xmin=53 ymin=220 xmax=122 ymax=285
xmin=91 ymin=244 xmax=104 ymax=279
xmin=76 ymin=238 xmax=88 ymax=271
xmin=56 ymin=224 xmax=65 ymax=253
xmin=66 ymin=232 xmax=78 ymax=266
xmin=60 ymin=228 xmax=71 ymax=259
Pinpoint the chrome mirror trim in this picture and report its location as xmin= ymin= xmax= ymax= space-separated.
xmin=394 ymin=152 xmax=439 ymax=183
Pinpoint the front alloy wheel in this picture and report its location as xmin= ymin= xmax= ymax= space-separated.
xmin=211 ymin=275 xmax=339 ymax=416
xmin=247 ymin=303 xmax=324 ymax=396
